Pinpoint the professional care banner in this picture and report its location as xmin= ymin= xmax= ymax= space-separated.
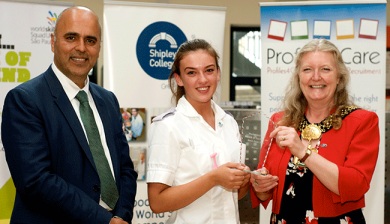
xmin=0 ymin=0 xmax=72 ymax=221
xmin=259 ymin=1 xmax=386 ymax=223
xmin=103 ymin=2 xmax=226 ymax=223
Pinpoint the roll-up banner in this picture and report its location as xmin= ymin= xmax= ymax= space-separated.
xmin=0 ymin=0 xmax=72 ymax=221
xmin=103 ymin=2 xmax=226 ymax=223
xmin=259 ymin=1 xmax=386 ymax=223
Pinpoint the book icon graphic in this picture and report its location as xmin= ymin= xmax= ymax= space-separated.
xmin=268 ymin=19 xmax=287 ymax=41
xmin=291 ymin=20 xmax=308 ymax=40
xmin=336 ymin=19 xmax=354 ymax=39
xmin=313 ymin=20 xmax=331 ymax=39
xmin=359 ymin=18 xmax=379 ymax=40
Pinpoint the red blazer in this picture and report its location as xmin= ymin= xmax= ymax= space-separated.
xmin=251 ymin=109 xmax=379 ymax=217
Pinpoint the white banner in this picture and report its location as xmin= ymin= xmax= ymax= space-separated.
xmin=0 ymin=0 xmax=72 ymax=220
xmin=103 ymin=2 xmax=226 ymax=223
xmin=0 ymin=1 xmax=73 ymax=219
xmin=260 ymin=1 xmax=386 ymax=223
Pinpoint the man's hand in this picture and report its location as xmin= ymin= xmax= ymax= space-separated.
xmin=109 ymin=217 xmax=128 ymax=224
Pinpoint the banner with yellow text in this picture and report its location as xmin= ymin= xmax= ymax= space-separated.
xmin=0 ymin=0 xmax=72 ymax=220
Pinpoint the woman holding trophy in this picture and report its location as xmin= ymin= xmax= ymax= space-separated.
xmin=250 ymin=39 xmax=379 ymax=224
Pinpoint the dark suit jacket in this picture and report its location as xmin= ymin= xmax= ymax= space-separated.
xmin=1 ymin=66 xmax=137 ymax=223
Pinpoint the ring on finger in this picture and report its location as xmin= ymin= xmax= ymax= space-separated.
xmin=254 ymin=181 xmax=259 ymax=186
xmin=282 ymin=136 xmax=286 ymax=141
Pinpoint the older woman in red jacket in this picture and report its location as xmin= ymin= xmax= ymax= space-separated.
xmin=250 ymin=39 xmax=379 ymax=224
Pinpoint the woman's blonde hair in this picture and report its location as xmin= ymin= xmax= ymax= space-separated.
xmin=279 ymin=39 xmax=355 ymax=130
xmin=168 ymin=39 xmax=220 ymax=105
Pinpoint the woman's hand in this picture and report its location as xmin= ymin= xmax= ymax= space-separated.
xmin=212 ymin=162 xmax=248 ymax=190
xmin=148 ymin=163 xmax=250 ymax=213
xmin=251 ymin=167 xmax=278 ymax=193
xmin=241 ymin=165 xmax=251 ymax=188
xmin=269 ymin=126 xmax=340 ymax=196
xmin=238 ymin=165 xmax=251 ymax=199
xmin=250 ymin=167 xmax=278 ymax=201
xmin=270 ymin=126 xmax=306 ymax=159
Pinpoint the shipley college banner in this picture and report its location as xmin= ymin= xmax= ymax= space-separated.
xmin=259 ymin=0 xmax=386 ymax=223
xmin=103 ymin=1 xmax=226 ymax=223
xmin=0 ymin=0 xmax=72 ymax=222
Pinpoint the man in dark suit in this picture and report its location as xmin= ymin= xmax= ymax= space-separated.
xmin=1 ymin=6 xmax=137 ymax=224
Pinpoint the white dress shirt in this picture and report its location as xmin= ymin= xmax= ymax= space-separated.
xmin=147 ymin=96 xmax=244 ymax=224
xmin=51 ymin=63 xmax=115 ymax=210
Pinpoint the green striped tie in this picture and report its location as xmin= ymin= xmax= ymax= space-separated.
xmin=76 ymin=91 xmax=119 ymax=209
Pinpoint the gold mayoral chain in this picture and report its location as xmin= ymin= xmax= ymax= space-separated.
xmin=294 ymin=106 xmax=359 ymax=167
xmin=293 ymin=123 xmax=322 ymax=167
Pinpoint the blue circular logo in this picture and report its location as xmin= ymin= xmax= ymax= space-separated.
xmin=136 ymin=21 xmax=187 ymax=80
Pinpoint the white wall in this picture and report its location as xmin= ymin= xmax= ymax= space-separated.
xmin=49 ymin=0 xmax=390 ymax=101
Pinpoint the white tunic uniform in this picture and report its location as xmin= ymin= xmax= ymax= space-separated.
xmin=147 ymin=97 xmax=243 ymax=224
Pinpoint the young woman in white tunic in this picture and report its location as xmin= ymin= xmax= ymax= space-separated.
xmin=147 ymin=39 xmax=251 ymax=224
